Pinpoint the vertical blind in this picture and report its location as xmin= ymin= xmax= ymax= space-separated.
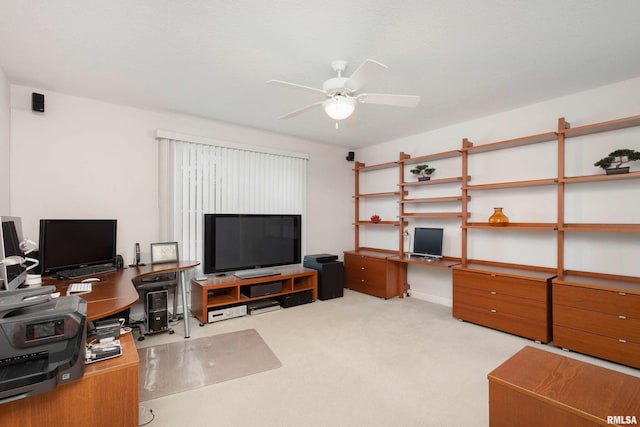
xmin=157 ymin=136 xmax=307 ymax=266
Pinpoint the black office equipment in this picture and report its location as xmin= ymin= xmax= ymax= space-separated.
xmin=278 ymin=290 xmax=313 ymax=308
xmin=31 ymin=92 xmax=44 ymax=112
xmin=303 ymin=254 xmax=343 ymax=300
xmin=145 ymin=290 xmax=169 ymax=334
xmin=203 ymin=214 xmax=301 ymax=276
xmin=0 ymin=288 xmax=86 ymax=402
xmin=412 ymin=227 xmax=444 ymax=259
xmin=131 ymin=242 xmax=180 ymax=340
xmin=39 ymin=219 xmax=117 ymax=277
xmin=1 ymin=217 xmax=28 ymax=291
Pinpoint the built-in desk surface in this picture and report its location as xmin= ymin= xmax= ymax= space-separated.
xmin=42 ymin=261 xmax=199 ymax=321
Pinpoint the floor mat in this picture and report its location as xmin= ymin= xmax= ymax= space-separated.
xmin=138 ymin=329 xmax=282 ymax=401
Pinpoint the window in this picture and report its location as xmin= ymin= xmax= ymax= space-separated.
xmin=157 ymin=132 xmax=307 ymax=267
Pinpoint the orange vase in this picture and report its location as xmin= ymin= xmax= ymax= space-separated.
xmin=488 ymin=207 xmax=509 ymax=226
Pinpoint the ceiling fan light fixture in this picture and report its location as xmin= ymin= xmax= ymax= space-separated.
xmin=323 ymin=95 xmax=356 ymax=120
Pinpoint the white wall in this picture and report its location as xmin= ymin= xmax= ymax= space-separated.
xmin=0 ymin=68 xmax=10 ymax=215
xmin=9 ymin=85 xmax=353 ymax=265
xmin=356 ymin=76 xmax=640 ymax=306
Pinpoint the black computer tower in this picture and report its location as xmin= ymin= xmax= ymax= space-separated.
xmin=146 ymin=289 xmax=168 ymax=333
xmin=303 ymin=254 xmax=344 ymax=300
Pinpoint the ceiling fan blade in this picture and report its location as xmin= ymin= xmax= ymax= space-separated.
xmin=344 ymin=59 xmax=388 ymax=92
xmin=357 ymin=93 xmax=421 ymax=108
xmin=277 ymin=100 xmax=324 ymax=119
xmin=267 ymin=79 xmax=326 ymax=96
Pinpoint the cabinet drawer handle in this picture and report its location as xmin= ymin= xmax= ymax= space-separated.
xmin=490 ymin=309 xmax=497 ymax=313
xmin=490 ymin=291 xmax=497 ymax=295
xmin=490 ymin=274 xmax=497 ymax=277
xmin=361 ymin=267 xmax=365 ymax=270
xmin=619 ymin=315 xmax=627 ymax=320
xmin=619 ymin=339 xmax=627 ymax=344
xmin=361 ymin=279 xmax=365 ymax=282
xmin=618 ymin=292 xmax=627 ymax=296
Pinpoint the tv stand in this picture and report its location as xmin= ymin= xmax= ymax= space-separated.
xmin=191 ymin=265 xmax=317 ymax=324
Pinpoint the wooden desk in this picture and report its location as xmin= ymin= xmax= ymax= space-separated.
xmin=386 ymin=255 xmax=461 ymax=297
xmin=488 ymin=346 xmax=640 ymax=426
xmin=43 ymin=261 xmax=199 ymax=336
xmin=0 ymin=333 xmax=139 ymax=427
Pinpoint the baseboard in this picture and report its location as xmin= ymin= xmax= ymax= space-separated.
xmin=408 ymin=290 xmax=452 ymax=307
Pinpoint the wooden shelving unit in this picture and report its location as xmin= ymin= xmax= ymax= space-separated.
xmin=552 ymin=115 xmax=640 ymax=367
xmin=398 ymin=149 xmax=465 ymax=254
xmin=347 ymin=113 xmax=640 ymax=364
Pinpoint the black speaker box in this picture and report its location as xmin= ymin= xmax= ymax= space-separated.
xmin=278 ymin=290 xmax=313 ymax=308
xmin=346 ymin=151 xmax=355 ymax=161
xmin=242 ymin=281 xmax=283 ymax=298
xmin=32 ymin=93 xmax=45 ymax=112
xmin=303 ymin=258 xmax=344 ymax=300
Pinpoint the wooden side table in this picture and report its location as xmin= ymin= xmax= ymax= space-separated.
xmin=488 ymin=346 xmax=640 ymax=426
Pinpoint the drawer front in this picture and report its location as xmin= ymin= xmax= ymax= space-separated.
xmin=454 ymin=285 xmax=548 ymax=323
xmin=554 ymin=325 xmax=640 ymax=369
xmin=344 ymin=254 xmax=391 ymax=298
xmin=454 ymin=302 xmax=550 ymax=343
xmin=553 ymin=305 xmax=640 ymax=343
xmin=553 ymin=284 xmax=640 ymax=317
xmin=453 ymin=270 xmax=548 ymax=302
xmin=344 ymin=253 xmax=364 ymax=270
xmin=344 ymin=266 xmax=362 ymax=288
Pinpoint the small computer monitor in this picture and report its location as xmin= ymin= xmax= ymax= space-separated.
xmin=39 ymin=219 xmax=117 ymax=276
xmin=412 ymin=227 xmax=443 ymax=259
xmin=1 ymin=216 xmax=28 ymax=291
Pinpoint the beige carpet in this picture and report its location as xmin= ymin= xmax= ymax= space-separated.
xmin=138 ymin=329 xmax=282 ymax=401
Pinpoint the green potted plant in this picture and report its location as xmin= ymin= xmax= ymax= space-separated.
xmin=410 ymin=164 xmax=436 ymax=181
xmin=594 ymin=149 xmax=640 ymax=175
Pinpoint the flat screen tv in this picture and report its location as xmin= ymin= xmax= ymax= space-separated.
xmin=203 ymin=214 xmax=302 ymax=274
xmin=39 ymin=219 xmax=117 ymax=276
xmin=412 ymin=227 xmax=443 ymax=259
xmin=1 ymin=216 xmax=27 ymax=291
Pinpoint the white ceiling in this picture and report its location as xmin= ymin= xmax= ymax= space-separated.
xmin=1 ymin=1 xmax=640 ymax=148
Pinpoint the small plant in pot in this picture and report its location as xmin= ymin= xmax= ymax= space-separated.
xmin=594 ymin=149 xmax=640 ymax=175
xmin=410 ymin=164 xmax=436 ymax=181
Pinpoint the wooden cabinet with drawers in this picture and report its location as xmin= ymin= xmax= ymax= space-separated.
xmin=553 ymin=275 xmax=640 ymax=368
xmin=452 ymin=264 xmax=554 ymax=343
xmin=344 ymin=250 xmax=399 ymax=299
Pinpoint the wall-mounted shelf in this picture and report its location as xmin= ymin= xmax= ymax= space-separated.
xmin=354 ymin=191 xmax=402 ymax=198
xmin=401 ymin=176 xmax=466 ymax=187
xmin=559 ymin=223 xmax=640 ymax=233
xmin=560 ymin=114 xmax=640 ymax=138
xmin=399 ymin=149 xmax=462 ymax=165
xmin=464 ymin=131 xmax=557 ymax=153
xmin=354 ymin=221 xmax=405 ymax=227
xmin=464 ymin=178 xmax=557 ymax=190
xmin=464 ymin=222 xmax=557 ymax=231
xmin=402 ymin=212 xmax=468 ymax=219
xmin=354 ymin=160 xmax=399 ymax=171
xmin=400 ymin=196 xmax=466 ymax=204
xmin=560 ymin=171 xmax=640 ymax=184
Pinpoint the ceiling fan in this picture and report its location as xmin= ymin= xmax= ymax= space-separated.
xmin=268 ymin=59 xmax=421 ymax=122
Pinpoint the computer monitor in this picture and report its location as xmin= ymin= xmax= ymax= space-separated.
xmin=39 ymin=219 xmax=117 ymax=276
xmin=1 ymin=216 xmax=28 ymax=291
xmin=412 ymin=227 xmax=443 ymax=259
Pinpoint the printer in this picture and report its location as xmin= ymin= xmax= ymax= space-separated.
xmin=0 ymin=286 xmax=86 ymax=404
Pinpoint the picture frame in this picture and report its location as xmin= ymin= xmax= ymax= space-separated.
xmin=150 ymin=242 xmax=179 ymax=264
